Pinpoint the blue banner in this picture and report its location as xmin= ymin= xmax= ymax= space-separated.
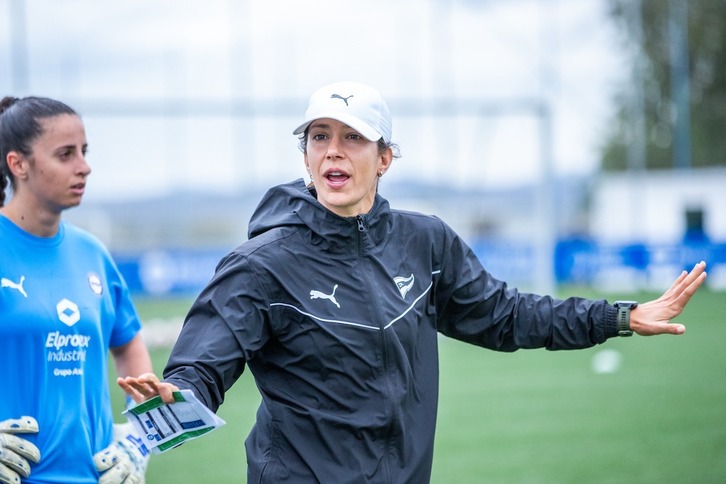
xmin=114 ymin=240 xmax=725 ymax=296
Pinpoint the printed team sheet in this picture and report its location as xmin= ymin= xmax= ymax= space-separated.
xmin=123 ymin=389 xmax=226 ymax=454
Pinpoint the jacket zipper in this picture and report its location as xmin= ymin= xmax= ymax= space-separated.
xmin=356 ymin=214 xmax=395 ymax=483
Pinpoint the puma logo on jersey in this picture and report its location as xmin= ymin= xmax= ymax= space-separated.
xmin=330 ymin=94 xmax=353 ymax=106
xmin=310 ymin=284 xmax=340 ymax=308
xmin=1 ymin=276 xmax=27 ymax=298
xmin=394 ymin=274 xmax=414 ymax=299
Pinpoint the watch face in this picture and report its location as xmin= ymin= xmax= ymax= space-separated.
xmin=615 ymin=300 xmax=638 ymax=309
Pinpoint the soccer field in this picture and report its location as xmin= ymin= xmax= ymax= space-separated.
xmin=118 ymin=288 xmax=726 ymax=483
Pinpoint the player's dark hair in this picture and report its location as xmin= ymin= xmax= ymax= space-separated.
xmin=0 ymin=96 xmax=78 ymax=206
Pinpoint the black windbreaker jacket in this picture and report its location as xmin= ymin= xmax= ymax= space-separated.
xmin=164 ymin=179 xmax=619 ymax=483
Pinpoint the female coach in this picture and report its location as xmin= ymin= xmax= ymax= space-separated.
xmin=120 ymin=82 xmax=706 ymax=483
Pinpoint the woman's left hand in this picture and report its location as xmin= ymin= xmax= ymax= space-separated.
xmin=629 ymin=261 xmax=707 ymax=336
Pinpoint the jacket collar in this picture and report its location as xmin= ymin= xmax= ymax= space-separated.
xmin=248 ymin=179 xmax=392 ymax=253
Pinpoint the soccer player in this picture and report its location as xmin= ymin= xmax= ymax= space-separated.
xmin=0 ymin=96 xmax=152 ymax=483
xmin=119 ymin=82 xmax=707 ymax=483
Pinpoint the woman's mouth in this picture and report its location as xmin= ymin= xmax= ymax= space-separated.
xmin=70 ymin=183 xmax=86 ymax=195
xmin=325 ymin=171 xmax=350 ymax=187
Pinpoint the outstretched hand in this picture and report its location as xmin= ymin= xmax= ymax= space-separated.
xmin=630 ymin=261 xmax=707 ymax=336
xmin=118 ymin=373 xmax=180 ymax=405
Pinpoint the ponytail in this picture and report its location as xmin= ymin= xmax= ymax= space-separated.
xmin=0 ymin=97 xmax=19 ymax=206
xmin=0 ymin=96 xmax=18 ymax=113
xmin=0 ymin=171 xmax=7 ymax=206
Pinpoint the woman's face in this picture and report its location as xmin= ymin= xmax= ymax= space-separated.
xmin=16 ymin=114 xmax=90 ymax=213
xmin=304 ymin=118 xmax=392 ymax=218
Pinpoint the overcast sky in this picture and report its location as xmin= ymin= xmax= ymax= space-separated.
xmin=0 ymin=0 xmax=630 ymax=201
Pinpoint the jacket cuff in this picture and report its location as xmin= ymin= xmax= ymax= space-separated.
xmin=601 ymin=304 xmax=619 ymax=339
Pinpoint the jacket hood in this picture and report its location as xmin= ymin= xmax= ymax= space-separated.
xmin=247 ymin=179 xmax=313 ymax=239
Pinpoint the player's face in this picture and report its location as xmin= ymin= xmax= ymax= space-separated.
xmin=21 ymin=114 xmax=90 ymax=213
xmin=304 ymin=118 xmax=392 ymax=218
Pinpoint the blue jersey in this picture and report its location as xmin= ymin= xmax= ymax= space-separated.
xmin=0 ymin=215 xmax=142 ymax=483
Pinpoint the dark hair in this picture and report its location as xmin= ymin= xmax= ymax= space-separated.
xmin=0 ymin=96 xmax=78 ymax=205
xmin=297 ymin=128 xmax=401 ymax=159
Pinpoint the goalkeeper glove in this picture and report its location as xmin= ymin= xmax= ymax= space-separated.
xmin=0 ymin=416 xmax=41 ymax=484
xmin=93 ymin=422 xmax=150 ymax=484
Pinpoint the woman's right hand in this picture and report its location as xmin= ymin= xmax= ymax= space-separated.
xmin=117 ymin=373 xmax=180 ymax=404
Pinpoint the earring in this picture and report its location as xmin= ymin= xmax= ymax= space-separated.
xmin=377 ymin=171 xmax=383 ymax=177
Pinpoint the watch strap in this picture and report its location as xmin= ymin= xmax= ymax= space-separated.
xmin=614 ymin=300 xmax=638 ymax=337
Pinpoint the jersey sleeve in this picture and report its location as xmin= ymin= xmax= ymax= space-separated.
xmin=103 ymin=249 xmax=143 ymax=348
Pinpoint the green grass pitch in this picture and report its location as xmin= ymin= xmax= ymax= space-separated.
xmin=112 ymin=288 xmax=726 ymax=483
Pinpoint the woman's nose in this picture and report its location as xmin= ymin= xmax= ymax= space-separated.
xmin=326 ymin=137 xmax=342 ymax=158
xmin=78 ymin=154 xmax=92 ymax=176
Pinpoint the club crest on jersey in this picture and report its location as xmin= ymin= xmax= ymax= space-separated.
xmin=88 ymin=272 xmax=103 ymax=296
xmin=394 ymin=274 xmax=414 ymax=299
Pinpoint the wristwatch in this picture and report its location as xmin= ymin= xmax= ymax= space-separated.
xmin=613 ymin=301 xmax=638 ymax=337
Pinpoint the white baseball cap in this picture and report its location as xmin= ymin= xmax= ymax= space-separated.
xmin=293 ymin=81 xmax=392 ymax=143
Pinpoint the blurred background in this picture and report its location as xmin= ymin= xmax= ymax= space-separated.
xmin=2 ymin=0 xmax=725 ymax=296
